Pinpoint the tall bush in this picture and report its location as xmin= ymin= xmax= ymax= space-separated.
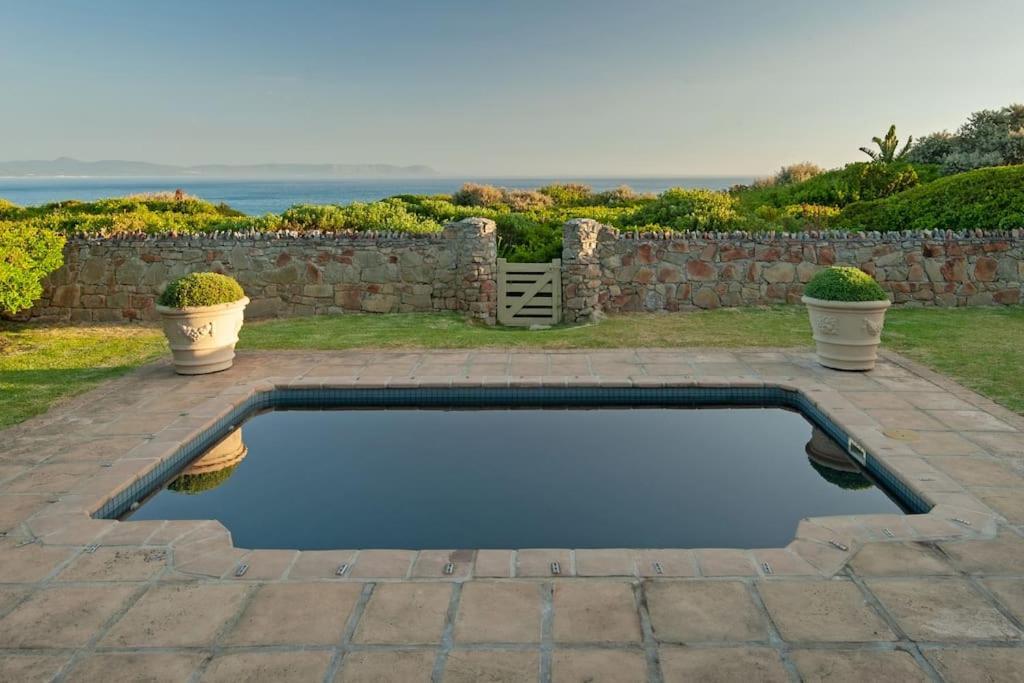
xmin=626 ymin=188 xmax=740 ymax=231
xmin=0 ymin=222 xmax=66 ymax=315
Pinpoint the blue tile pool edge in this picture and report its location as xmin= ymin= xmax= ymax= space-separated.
xmin=95 ymin=385 xmax=932 ymax=520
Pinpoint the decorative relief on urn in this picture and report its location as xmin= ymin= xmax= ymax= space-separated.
xmin=180 ymin=321 xmax=214 ymax=342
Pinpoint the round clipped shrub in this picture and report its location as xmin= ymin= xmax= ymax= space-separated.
xmin=167 ymin=464 xmax=239 ymax=494
xmin=157 ymin=272 xmax=245 ymax=308
xmin=804 ymin=266 xmax=887 ymax=302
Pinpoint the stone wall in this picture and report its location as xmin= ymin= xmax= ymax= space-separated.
xmin=30 ymin=218 xmax=498 ymax=323
xmin=26 ymin=216 xmax=1024 ymax=325
xmin=562 ymin=219 xmax=1024 ymax=322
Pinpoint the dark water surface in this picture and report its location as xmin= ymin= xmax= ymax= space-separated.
xmin=129 ymin=407 xmax=904 ymax=549
xmin=0 ymin=176 xmax=753 ymax=215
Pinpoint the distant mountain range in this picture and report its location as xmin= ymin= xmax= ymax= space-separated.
xmin=0 ymin=157 xmax=438 ymax=178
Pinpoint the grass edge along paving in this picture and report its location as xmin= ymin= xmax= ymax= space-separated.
xmin=0 ymin=306 xmax=1022 ymax=429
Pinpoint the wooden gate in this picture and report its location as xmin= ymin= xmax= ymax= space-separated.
xmin=497 ymin=258 xmax=561 ymax=326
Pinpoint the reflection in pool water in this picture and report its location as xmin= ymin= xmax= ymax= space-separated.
xmin=804 ymin=427 xmax=874 ymax=491
xmin=167 ymin=428 xmax=247 ymax=495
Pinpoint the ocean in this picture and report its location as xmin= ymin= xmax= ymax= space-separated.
xmin=0 ymin=176 xmax=753 ymax=215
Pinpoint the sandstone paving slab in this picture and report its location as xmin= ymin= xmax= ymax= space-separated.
xmin=287 ymin=549 xmax=357 ymax=579
xmin=56 ymin=547 xmax=167 ymax=582
xmin=0 ymin=654 xmax=71 ymax=683
xmin=929 ymin=456 xmax=1024 ymax=488
xmin=412 ymin=549 xmax=474 ymax=578
xmin=473 ymin=549 xmax=514 ymax=578
xmin=64 ymin=652 xmax=206 ymax=683
xmin=788 ymin=649 xmax=930 ymax=682
xmin=982 ymin=578 xmax=1024 ymax=622
xmin=334 ymin=650 xmax=436 ymax=682
xmin=0 ymin=539 xmax=76 ymax=582
xmin=222 ymin=582 xmax=362 ymax=646
xmin=552 ymin=581 xmax=642 ymax=644
xmin=848 ymin=541 xmax=956 ymax=576
xmin=751 ymin=548 xmax=818 ymax=576
xmin=0 ymin=584 xmax=138 ymax=648
xmin=353 ymin=582 xmax=451 ymax=644
xmin=517 ymin=549 xmax=572 ymax=578
xmin=939 ymin=530 xmax=1024 ymax=574
xmin=550 ymin=648 xmax=647 ymax=682
xmin=574 ymin=549 xmax=634 ymax=576
xmin=453 ymin=581 xmax=541 ymax=643
xmin=0 ymin=586 xmax=30 ymax=615
xmin=757 ymin=579 xmax=895 ymax=642
xmin=972 ymin=487 xmax=1024 ymax=524
xmin=443 ymin=650 xmax=539 ymax=683
xmin=200 ymin=651 xmax=333 ymax=683
xmin=926 ymin=409 xmax=1017 ymax=432
xmin=961 ymin=430 xmax=1024 ymax=458
xmin=634 ymin=549 xmax=697 ymax=578
xmin=695 ymin=549 xmax=757 ymax=577
xmin=923 ymin=646 xmax=1024 ymax=683
xmin=644 ymin=580 xmax=769 ymax=643
xmin=348 ymin=549 xmax=415 ymax=579
xmin=867 ymin=578 xmax=1022 ymax=642
xmin=97 ymin=520 xmax=167 ymax=546
xmin=658 ymin=646 xmax=789 ymax=682
xmin=99 ymin=582 xmax=249 ymax=648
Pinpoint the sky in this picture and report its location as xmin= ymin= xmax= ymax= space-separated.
xmin=1 ymin=0 xmax=1022 ymax=177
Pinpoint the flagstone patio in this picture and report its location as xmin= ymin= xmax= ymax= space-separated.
xmin=1 ymin=348 xmax=1023 ymax=681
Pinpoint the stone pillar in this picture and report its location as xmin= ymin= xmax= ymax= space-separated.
xmin=562 ymin=219 xmax=615 ymax=322
xmin=445 ymin=217 xmax=498 ymax=324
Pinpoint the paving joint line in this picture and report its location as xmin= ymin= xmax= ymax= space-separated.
xmin=538 ymin=582 xmax=554 ymax=683
xmin=632 ymin=581 xmax=663 ymax=683
xmin=323 ymin=581 xmax=375 ymax=683
xmin=430 ymin=581 xmax=462 ymax=683
xmin=842 ymin=568 xmax=944 ymax=682
xmin=746 ymin=580 xmax=800 ymax=682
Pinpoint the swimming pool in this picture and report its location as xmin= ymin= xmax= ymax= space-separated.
xmin=116 ymin=387 xmax=919 ymax=549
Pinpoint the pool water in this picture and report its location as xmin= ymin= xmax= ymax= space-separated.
xmin=128 ymin=407 xmax=905 ymax=549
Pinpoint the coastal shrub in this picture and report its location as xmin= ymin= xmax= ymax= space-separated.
xmin=0 ymin=222 xmax=66 ymax=315
xmin=751 ymin=162 xmax=825 ymax=189
xmin=282 ymin=199 xmax=441 ymax=233
xmin=906 ymin=104 xmax=1024 ymax=173
xmin=450 ymin=183 xmax=553 ymax=211
xmin=734 ymin=162 xmax=922 ymax=209
xmin=451 ymin=183 xmax=505 ymax=208
xmin=494 ymin=214 xmax=562 ymax=262
xmin=626 ymin=188 xmax=740 ymax=231
xmin=804 ymin=267 xmax=887 ymax=302
xmin=157 ymin=272 xmax=245 ymax=308
xmin=539 ymin=183 xmax=594 ymax=206
xmin=836 ymin=165 xmax=1024 ymax=232
xmin=500 ymin=189 xmax=553 ymax=212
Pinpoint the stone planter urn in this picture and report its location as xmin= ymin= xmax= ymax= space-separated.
xmin=802 ymin=267 xmax=891 ymax=372
xmin=156 ymin=273 xmax=249 ymax=375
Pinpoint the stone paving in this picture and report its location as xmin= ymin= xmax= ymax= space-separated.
xmin=1 ymin=348 xmax=1023 ymax=681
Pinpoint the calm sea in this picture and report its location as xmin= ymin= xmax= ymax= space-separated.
xmin=0 ymin=176 xmax=753 ymax=215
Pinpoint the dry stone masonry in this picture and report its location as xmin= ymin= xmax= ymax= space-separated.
xmin=561 ymin=219 xmax=1024 ymax=322
xmin=26 ymin=217 xmax=1022 ymax=324
xmin=30 ymin=218 xmax=497 ymax=324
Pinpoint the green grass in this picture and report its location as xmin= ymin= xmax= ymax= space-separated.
xmin=2 ymin=306 xmax=1022 ymax=429
xmin=0 ymin=324 xmax=167 ymax=428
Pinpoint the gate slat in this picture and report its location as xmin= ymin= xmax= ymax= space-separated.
xmin=497 ymin=258 xmax=561 ymax=326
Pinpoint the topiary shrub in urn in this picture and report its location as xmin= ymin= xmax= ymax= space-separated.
xmin=802 ymin=266 xmax=891 ymax=371
xmin=156 ymin=272 xmax=249 ymax=375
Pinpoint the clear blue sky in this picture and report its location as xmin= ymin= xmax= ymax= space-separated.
xmin=2 ymin=0 xmax=1022 ymax=176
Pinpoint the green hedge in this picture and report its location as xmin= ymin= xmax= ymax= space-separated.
xmin=733 ymin=162 xmax=934 ymax=210
xmin=836 ymin=165 xmax=1024 ymax=231
xmin=0 ymin=222 xmax=66 ymax=315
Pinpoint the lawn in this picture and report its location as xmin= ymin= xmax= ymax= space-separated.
xmin=1 ymin=306 xmax=1022 ymax=429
